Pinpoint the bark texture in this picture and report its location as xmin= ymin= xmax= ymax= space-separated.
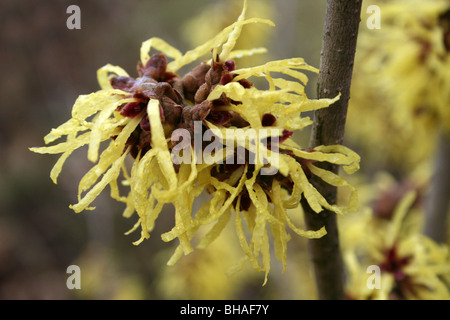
xmin=301 ymin=0 xmax=362 ymax=300
xmin=423 ymin=132 xmax=450 ymax=244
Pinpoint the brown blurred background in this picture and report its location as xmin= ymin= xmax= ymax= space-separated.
xmin=0 ymin=0 xmax=329 ymax=299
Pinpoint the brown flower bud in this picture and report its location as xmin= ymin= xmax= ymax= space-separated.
xmin=182 ymin=62 xmax=210 ymax=102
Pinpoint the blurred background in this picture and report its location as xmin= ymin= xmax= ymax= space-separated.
xmin=0 ymin=0 xmax=328 ymax=299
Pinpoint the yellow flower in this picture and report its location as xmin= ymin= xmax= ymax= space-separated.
xmin=348 ymin=0 xmax=450 ymax=170
xmin=343 ymin=190 xmax=450 ymax=299
xmin=30 ymin=1 xmax=359 ymax=283
xmin=181 ymin=0 xmax=274 ymax=66
xmin=365 ymin=0 xmax=450 ymax=131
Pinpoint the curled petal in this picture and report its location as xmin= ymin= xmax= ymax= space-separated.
xmin=140 ymin=37 xmax=183 ymax=69
xmin=97 ymin=64 xmax=130 ymax=90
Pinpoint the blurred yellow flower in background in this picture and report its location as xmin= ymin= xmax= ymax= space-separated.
xmin=155 ymin=223 xmax=257 ymax=300
xmin=73 ymin=244 xmax=146 ymax=300
xmin=348 ymin=0 xmax=450 ymax=171
xmin=342 ymin=187 xmax=450 ymax=300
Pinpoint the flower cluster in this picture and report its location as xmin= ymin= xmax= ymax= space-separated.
xmin=30 ymin=1 xmax=359 ymax=282
xmin=348 ymin=0 xmax=450 ymax=170
xmin=342 ymin=173 xmax=450 ymax=299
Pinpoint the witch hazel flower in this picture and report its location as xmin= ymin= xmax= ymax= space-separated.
xmin=30 ymin=1 xmax=359 ymax=283
xmin=356 ymin=0 xmax=450 ymax=134
xmin=344 ymin=190 xmax=450 ymax=300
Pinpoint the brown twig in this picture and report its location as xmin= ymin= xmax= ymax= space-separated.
xmin=301 ymin=0 xmax=362 ymax=300
xmin=423 ymin=131 xmax=450 ymax=244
